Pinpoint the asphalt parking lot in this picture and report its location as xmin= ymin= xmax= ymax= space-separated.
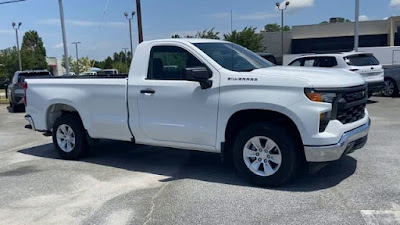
xmin=0 ymin=96 xmax=399 ymax=225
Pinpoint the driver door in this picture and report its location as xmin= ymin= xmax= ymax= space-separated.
xmin=136 ymin=44 xmax=220 ymax=147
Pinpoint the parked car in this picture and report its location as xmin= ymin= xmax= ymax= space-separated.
xmin=83 ymin=71 xmax=97 ymax=76
xmin=381 ymin=66 xmax=400 ymax=97
xmin=1 ymin=78 xmax=10 ymax=98
xmin=7 ymin=70 xmax=51 ymax=112
xmin=257 ymin=53 xmax=278 ymax=64
xmin=99 ymin=69 xmax=119 ymax=75
xmin=24 ymin=39 xmax=370 ymax=186
xmin=288 ymin=52 xmax=385 ymax=97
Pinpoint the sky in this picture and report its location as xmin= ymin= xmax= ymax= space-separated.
xmin=0 ymin=0 xmax=399 ymax=61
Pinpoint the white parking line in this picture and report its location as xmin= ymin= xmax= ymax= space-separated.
xmin=361 ymin=209 xmax=400 ymax=225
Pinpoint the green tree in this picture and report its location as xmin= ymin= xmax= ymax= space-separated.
xmin=264 ymin=23 xmax=290 ymax=32
xmin=195 ymin=28 xmax=220 ymax=39
xmin=104 ymin=57 xmax=113 ymax=69
xmin=20 ymin=30 xmax=47 ymax=70
xmin=171 ymin=28 xmax=220 ymax=39
xmin=71 ymin=59 xmax=85 ymax=75
xmin=80 ymin=56 xmax=91 ymax=72
xmin=339 ymin=17 xmax=352 ymax=22
xmin=320 ymin=18 xmax=352 ymax=24
xmin=112 ymin=61 xmax=129 ymax=74
xmin=92 ymin=60 xmax=104 ymax=69
xmin=223 ymin=27 xmax=264 ymax=52
xmin=61 ymin=55 xmax=85 ymax=75
xmin=0 ymin=47 xmax=19 ymax=80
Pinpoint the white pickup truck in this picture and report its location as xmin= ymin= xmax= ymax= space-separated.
xmin=24 ymin=39 xmax=370 ymax=186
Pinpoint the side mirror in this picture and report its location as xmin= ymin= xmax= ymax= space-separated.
xmin=185 ymin=66 xmax=213 ymax=89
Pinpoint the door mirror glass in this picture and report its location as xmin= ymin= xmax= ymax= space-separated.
xmin=185 ymin=66 xmax=212 ymax=89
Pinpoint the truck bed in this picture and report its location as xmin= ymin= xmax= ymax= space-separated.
xmin=25 ymin=76 xmax=132 ymax=141
xmin=27 ymin=74 xmax=129 ymax=79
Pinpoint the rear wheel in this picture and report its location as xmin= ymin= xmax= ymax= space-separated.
xmin=381 ymin=79 xmax=399 ymax=97
xmin=11 ymin=100 xmax=19 ymax=112
xmin=232 ymin=122 xmax=302 ymax=187
xmin=52 ymin=114 xmax=88 ymax=160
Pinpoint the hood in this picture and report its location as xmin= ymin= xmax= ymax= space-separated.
xmin=250 ymin=66 xmax=366 ymax=88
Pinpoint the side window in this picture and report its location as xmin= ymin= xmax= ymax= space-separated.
xmin=304 ymin=58 xmax=316 ymax=67
xmin=147 ymin=46 xmax=204 ymax=80
xmin=289 ymin=59 xmax=302 ymax=66
xmin=314 ymin=57 xmax=337 ymax=68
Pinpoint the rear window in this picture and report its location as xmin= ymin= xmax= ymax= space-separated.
xmin=18 ymin=71 xmax=51 ymax=82
xmin=344 ymin=54 xmax=380 ymax=66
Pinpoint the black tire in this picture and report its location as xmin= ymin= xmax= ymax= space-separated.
xmin=11 ymin=101 xmax=19 ymax=112
xmin=232 ymin=122 xmax=302 ymax=187
xmin=381 ymin=78 xmax=399 ymax=97
xmin=52 ymin=114 xmax=89 ymax=160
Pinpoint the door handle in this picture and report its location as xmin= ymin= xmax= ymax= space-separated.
xmin=140 ymin=89 xmax=156 ymax=94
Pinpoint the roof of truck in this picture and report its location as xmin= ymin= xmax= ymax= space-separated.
xmin=143 ymin=38 xmax=230 ymax=45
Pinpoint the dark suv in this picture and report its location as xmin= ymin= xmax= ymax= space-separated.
xmin=7 ymin=70 xmax=51 ymax=112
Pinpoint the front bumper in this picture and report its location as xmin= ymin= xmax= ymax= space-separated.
xmin=367 ymin=81 xmax=385 ymax=94
xmin=304 ymin=119 xmax=370 ymax=162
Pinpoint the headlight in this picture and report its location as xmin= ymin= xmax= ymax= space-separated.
xmin=304 ymin=88 xmax=337 ymax=103
xmin=304 ymin=88 xmax=337 ymax=132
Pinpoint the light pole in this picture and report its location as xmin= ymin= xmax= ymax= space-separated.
xmin=122 ymin=47 xmax=129 ymax=72
xmin=354 ymin=0 xmax=360 ymax=51
xmin=276 ymin=1 xmax=290 ymax=63
xmin=72 ymin=42 xmax=81 ymax=74
xmin=135 ymin=0 xmax=144 ymax=43
xmin=12 ymin=22 xmax=22 ymax=71
xmin=72 ymin=42 xmax=81 ymax=62
xmin=124 ymin=11 xmax=135 ymax=60
xmin=58 ymin=0 xmax=70 ymax=76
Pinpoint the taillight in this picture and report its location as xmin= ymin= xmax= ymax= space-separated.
xmin=22 ymin=82 xmax=28 ymax=106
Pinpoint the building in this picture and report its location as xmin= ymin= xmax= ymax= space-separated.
xmin=46 ymin=57 xmax=64 ymax=76
xmin=262 ymin=16 xmax=400 ymax=63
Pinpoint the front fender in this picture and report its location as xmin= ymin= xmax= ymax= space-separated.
xmin=215 ymin=102 xmax=306 ymax=152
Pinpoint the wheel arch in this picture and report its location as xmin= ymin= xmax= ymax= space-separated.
xmin=221 ymin=108 xmax=305 ymax=163
xmin=224 ymin=109 xmax=304 ymax=146
xmin=46 ymin=103 xmax=84 ymax=132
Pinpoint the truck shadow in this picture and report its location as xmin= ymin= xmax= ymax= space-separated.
xmin=18 ymin=140 xmax=357 ymax=192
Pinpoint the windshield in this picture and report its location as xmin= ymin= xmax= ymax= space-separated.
xmin=344 ymin=54 xmax=380 ymax=66
xmin=193 ymin=43 xmax=273 ymax=72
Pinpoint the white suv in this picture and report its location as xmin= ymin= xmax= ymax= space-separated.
xmin=288 ymin=52 xmax=384 ymax=97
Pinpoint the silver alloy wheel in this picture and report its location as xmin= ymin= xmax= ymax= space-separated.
xmin=56 ymin=124 xmax=76 ymax=153
xmin=382 ymin=80 xmax=395 ymax=96
xmin=243 ymin=136 xmax=282 ymax=177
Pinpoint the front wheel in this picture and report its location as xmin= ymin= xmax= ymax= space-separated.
xmin=52 ymin=114 xmax=88 ymax=160
xmin=381 ymin=79 xmax=399 ymax=97
xmin=10 ymin=98 xmax=18 ymax=112
xmin=232 ymin=122 xmax=302 ymax=187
